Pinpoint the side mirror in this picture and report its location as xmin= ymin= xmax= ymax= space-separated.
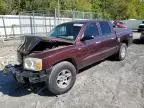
xmin=81 ymin=35 xmax=94 ymax=41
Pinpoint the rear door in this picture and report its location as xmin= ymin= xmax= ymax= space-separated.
xmin=99 ymin=21 xmax=118 ymax=58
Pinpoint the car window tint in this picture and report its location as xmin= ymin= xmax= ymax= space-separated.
xmin=84 ymin=23 xmax=99 ymax=37
xmin=100 ymin=22 xmax=111 ymax=36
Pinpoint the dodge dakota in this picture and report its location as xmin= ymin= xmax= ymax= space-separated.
xmin=13 ymin=20 xmax=133 ymax=95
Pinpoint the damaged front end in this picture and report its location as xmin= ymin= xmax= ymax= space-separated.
xmin=13 ymin=36 xmax=73 ymax=84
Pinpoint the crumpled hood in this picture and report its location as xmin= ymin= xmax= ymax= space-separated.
xmin=29 ymin=45 xmax=73 ymax=59
xmin=18 ymin=36 xmax=42 ymax=55
xmin=18 ymin=36 xmax=74 ymax=55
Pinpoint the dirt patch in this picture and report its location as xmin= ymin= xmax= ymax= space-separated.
xmin=0 ymin=38 xmax=20 ymax=70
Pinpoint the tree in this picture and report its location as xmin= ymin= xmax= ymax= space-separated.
xmin=0 ymin=0 xmax=4 ymax=14
xmin=91 ymin=0 xmax=101 ymax=12
xmin=0 ymin=0 xmax=7 ymax=14
xmin=126 ymin=0 xmax=140 ymax=19
xmin=101 ymin=0 xmax=128 ymax=19
xmin=0 ymin=0 xmax=144 ymax=19
xmin=139 ymin=0 xmax=144 ymax=19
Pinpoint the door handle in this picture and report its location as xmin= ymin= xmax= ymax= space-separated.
xmin=95 ymin=41 xmax=101 ymax=44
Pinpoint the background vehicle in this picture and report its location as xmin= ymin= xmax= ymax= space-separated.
xmin=138 ymin=21 xmax=144 ymax=32
xmin=13 ymin=20 xmax=133 ymax=95
xmin=113 ymin=20 xmax=127 ymax=28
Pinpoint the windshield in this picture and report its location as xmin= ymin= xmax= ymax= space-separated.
xmin=48 ymin=23 xmax=83 ymax=41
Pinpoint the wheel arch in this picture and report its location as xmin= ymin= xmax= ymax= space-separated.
xmin=121 ymin=40 xmax=129 ymax=46
xmin=53 ymin=58 xmax=78 ymax=72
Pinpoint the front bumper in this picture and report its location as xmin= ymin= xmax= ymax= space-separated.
xmin=12 ymin=65 xmax=49 ymax=84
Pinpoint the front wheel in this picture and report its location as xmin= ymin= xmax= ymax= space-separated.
xmin=47 ymin=61 xmax=76 ymax=95
xmin=117 ymin=43 xmax=127 ymax=61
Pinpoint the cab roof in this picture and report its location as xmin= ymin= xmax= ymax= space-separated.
xmin=61 ymin=20 xmax=110 ymax=25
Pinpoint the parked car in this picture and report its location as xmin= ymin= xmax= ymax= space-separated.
xmin=113 ymin=20 xmax=127 ymax=28
xmin=138 ymin=21 xmax=144 ymax=32
xmin=13 ymin=20 xmax=133 ymax=95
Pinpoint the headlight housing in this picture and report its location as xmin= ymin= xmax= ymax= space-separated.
xmin=24 ymin=58 xmax=42 ymax=71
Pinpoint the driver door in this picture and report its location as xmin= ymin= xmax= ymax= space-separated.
xmin=78 ymin=22 xmax=102 ymax=68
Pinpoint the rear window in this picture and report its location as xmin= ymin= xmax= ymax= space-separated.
xmin=100 ymin=22 xmax=111 ymax=35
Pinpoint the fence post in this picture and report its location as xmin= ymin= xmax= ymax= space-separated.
xmin=83 ymin=12 xmax=85 ymax=19
xmin=33 ymin=12 xmax=35 ymax=35
xmin=2 ymin=16 xmax=7 ymax=39
xmin=90 ymin=12 xmax=92 ymax=19
xmin=72 ymin=10 xmax=75 ymax=21
xmin=44 ymin=14 xmax=47 ymax=35
xmin=30 ymin=16 xmax=33 ymax=35
xmin=12 ymin=25 xmax=15 ymax=38
xmin=19 ymin=13 xmax=22 ymax=35
xmin=54 ymin=8 xmax=57 ymax=27
xmin=57 ymin=9 xmax=60 ymax=25
xmin=49 ymin=18 xmax=52 ymax=31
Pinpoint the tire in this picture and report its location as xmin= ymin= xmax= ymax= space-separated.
xmin=47 ymin=61 xmax=76 ymax=95
xmin=117 ymin=43 xmax=127 ymax=61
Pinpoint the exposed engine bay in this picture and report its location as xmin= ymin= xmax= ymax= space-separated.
xmin=18 ymin=36 xmax=73 ymax=55
xmin=32 ymin=40 xmax=72 ymax=52
xmin=17 ymin=36 xmax=73 ymax=64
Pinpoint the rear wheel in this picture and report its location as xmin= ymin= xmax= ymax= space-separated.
xmin=47 ymin=61 xmax=76 ymax=95
xmin=117 ymin=43 xmax=127 ymax=60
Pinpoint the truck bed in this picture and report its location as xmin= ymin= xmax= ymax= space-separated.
xmin=114 ymin=28 xmax=132 ymax=38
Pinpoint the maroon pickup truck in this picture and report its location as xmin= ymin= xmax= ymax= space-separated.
xmin=13 ymin=20 xmax=133 ymax=95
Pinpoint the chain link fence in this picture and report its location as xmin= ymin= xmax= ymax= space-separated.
xmin=20 ymin=9 xmax=101 ymax=19
xmin=0 ymin=9 xmax=101 ymax=40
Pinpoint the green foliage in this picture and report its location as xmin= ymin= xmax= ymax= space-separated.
xmin=0 ymin=0 xmax=144 ymax=19
xmin=0 ymin=0 xmax=7 ymax=14
xmin=0 ymin=0 xmax=4 ymax=14
xmin=126 ymin=0 xmax=139 ymax=19
xmin=91 ymin=0 xmax=101 ymax=12
xmin=139 ymin=1 xmax=144 ymax=19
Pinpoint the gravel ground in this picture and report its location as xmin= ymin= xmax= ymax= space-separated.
xmin=0 ymin=33 xmax=144 ymax=108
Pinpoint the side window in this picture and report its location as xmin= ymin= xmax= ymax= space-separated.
xmin=84 ymin=23 xmax=99 ymax=39
xmin=100 ymin=22 xmax=111 ymax=36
